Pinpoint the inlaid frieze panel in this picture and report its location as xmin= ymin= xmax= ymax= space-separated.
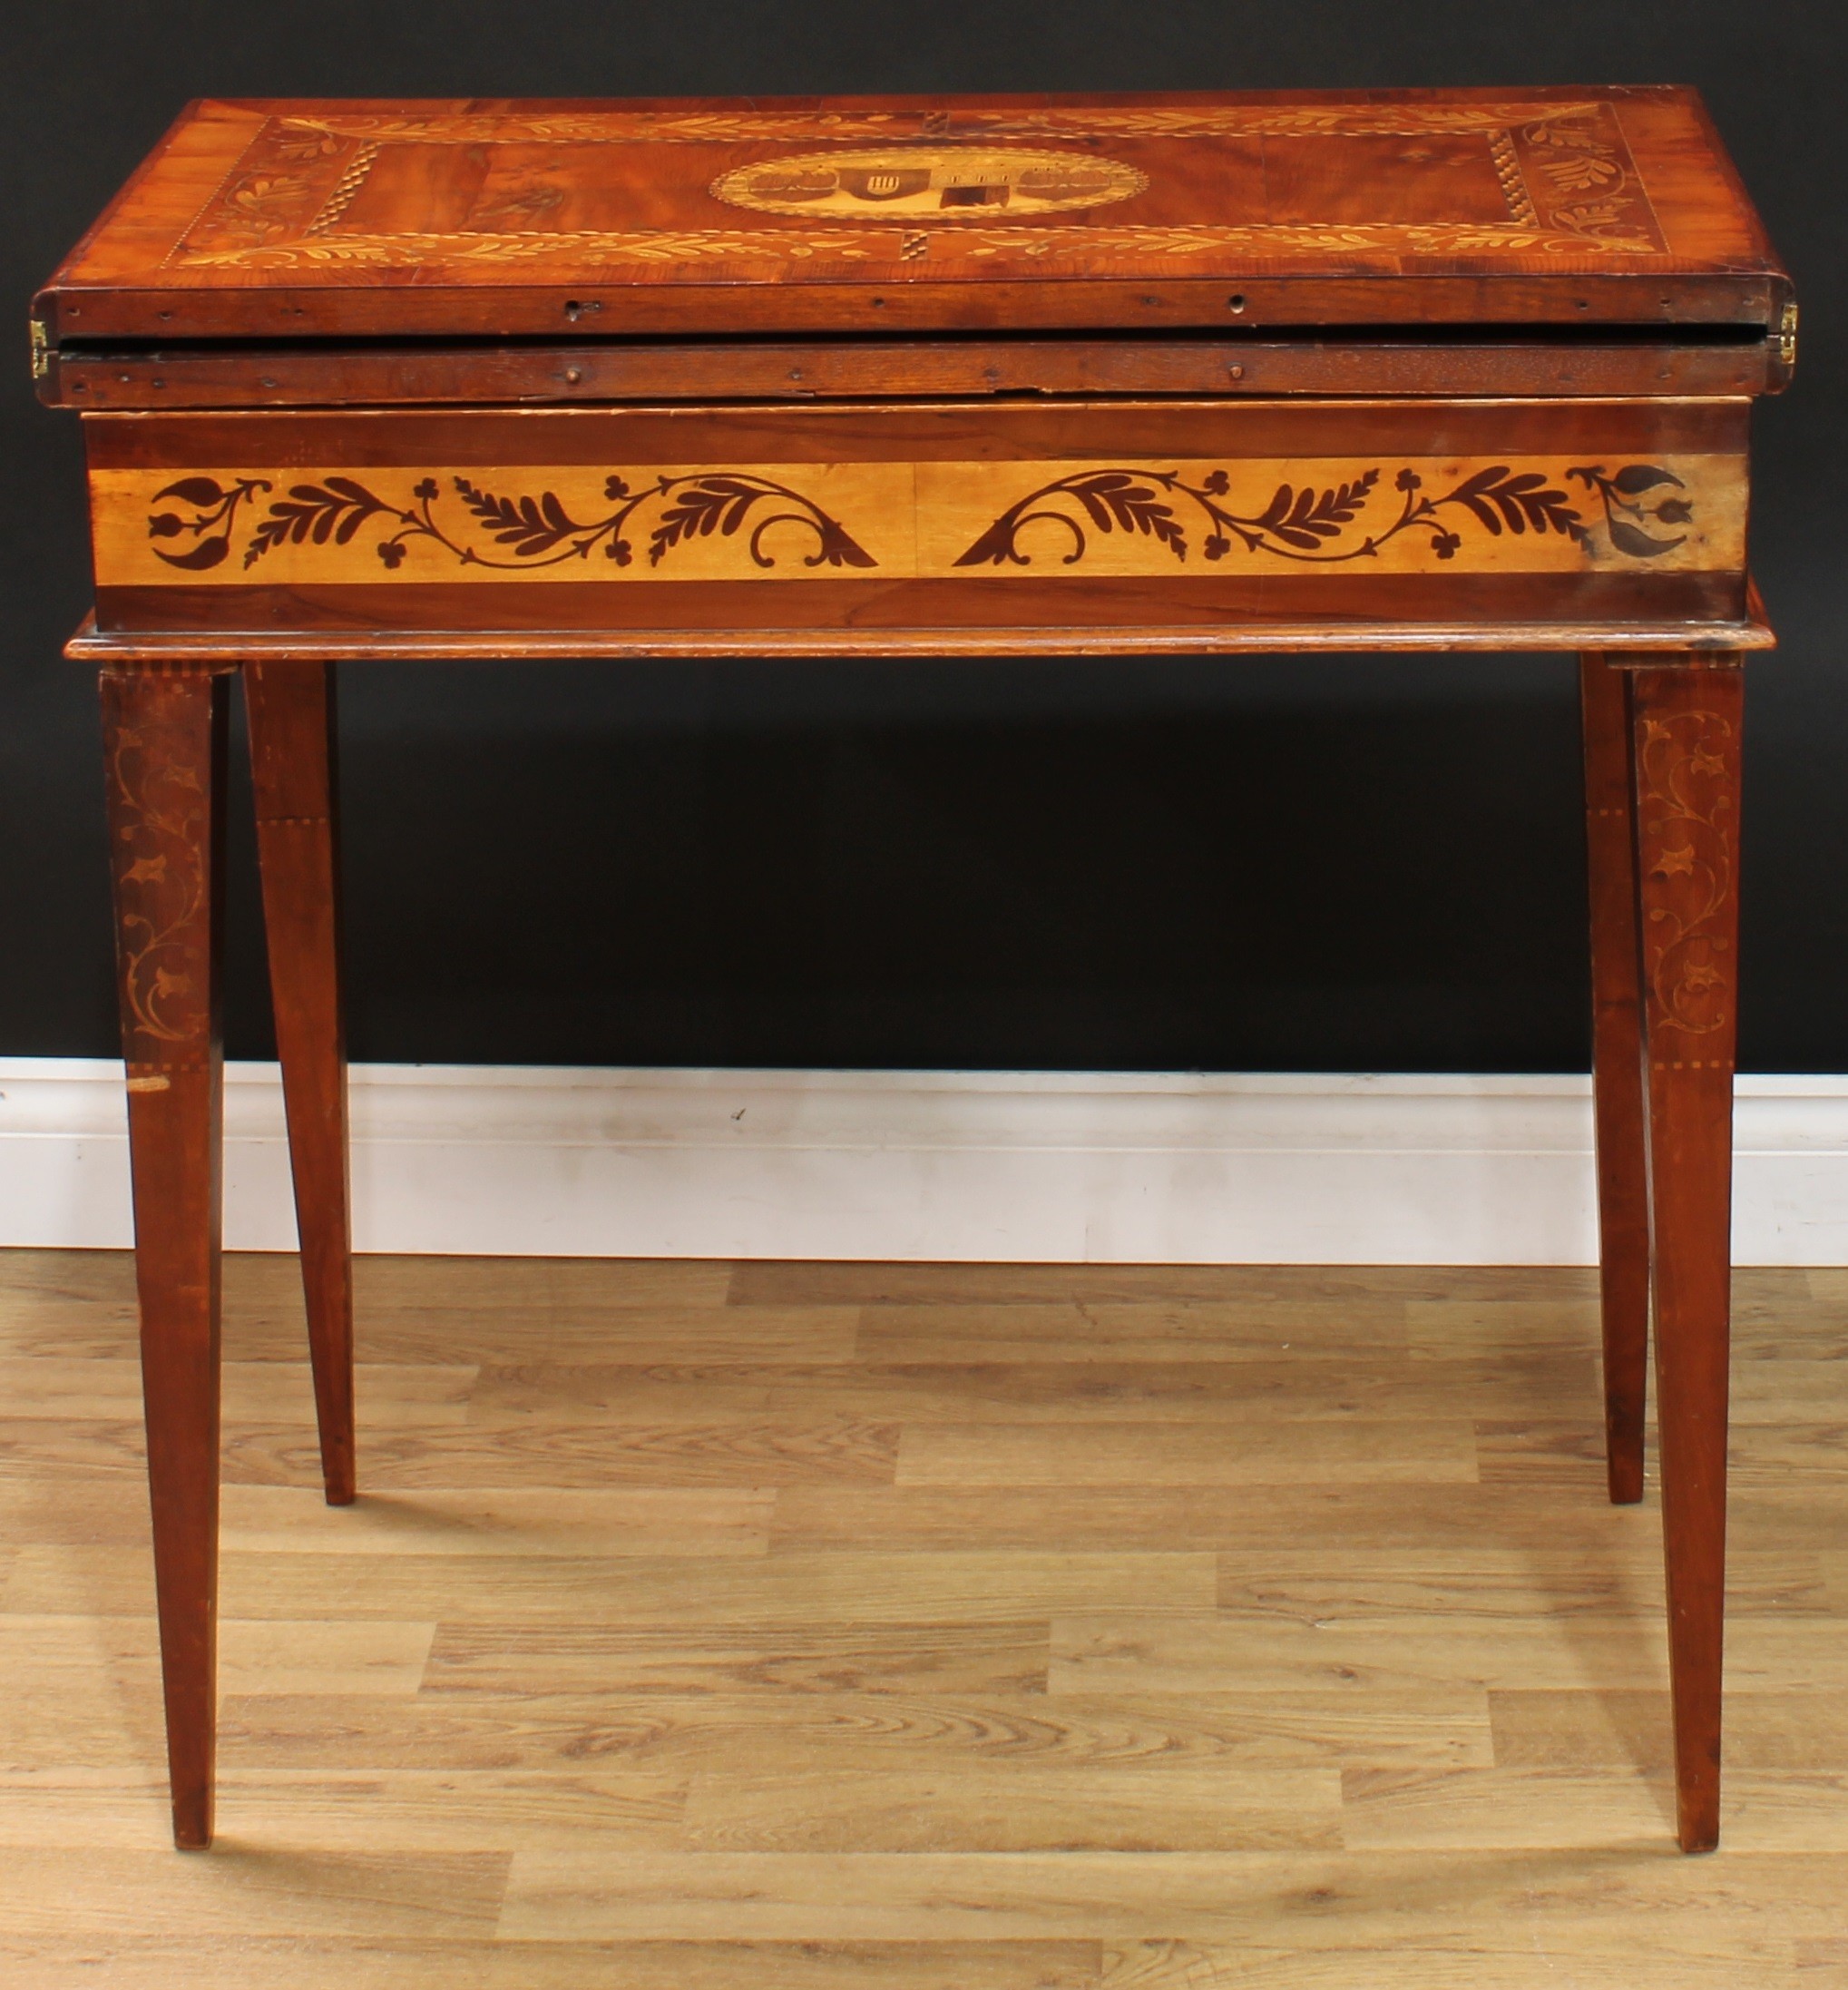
xmin=91 ymin=451 xmax=1745 ymax=587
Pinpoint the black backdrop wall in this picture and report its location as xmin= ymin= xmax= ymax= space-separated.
xmin=5 ymin=3 xmax=1844 ymax=1073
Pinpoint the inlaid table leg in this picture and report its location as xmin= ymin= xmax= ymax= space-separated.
xmin=1629 ymin=653 xmax=1745 ymax=1855
xmin=101 ymin=665 xmax=229 ymax=1851
xmin=243 ymin=661 xmax=355 ymax=1505
xmin=1581 ymin=653 xmax=1650 ymax=1504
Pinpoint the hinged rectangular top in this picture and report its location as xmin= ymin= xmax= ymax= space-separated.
xmin=36 ymin=87 xmax=1787 ymax=346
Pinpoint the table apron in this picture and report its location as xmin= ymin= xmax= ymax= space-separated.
xmin=83 ymin=397 xmax=1754 ymax=641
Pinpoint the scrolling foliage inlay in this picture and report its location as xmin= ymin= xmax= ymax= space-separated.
xmin=112 ymin=456 xmax=1729 ymax=584
xmin=147 ymin=471 xmax=876 ymax=575
xmin=954 ymin=462 xmax=1687 ymax=569
xmin=104 ymin=682 xmax=213 ymax=1054
xmin=1636 ymin=700 xmax=1738 ymax=1043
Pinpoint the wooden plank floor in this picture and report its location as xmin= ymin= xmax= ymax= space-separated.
xmin=2 ymin=1250 xmax=1845 ymax=1987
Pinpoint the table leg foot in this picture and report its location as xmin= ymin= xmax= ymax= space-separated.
xmin=1581 ymin=653 xmax=1650 ymax=1505
xmin=102 ymin=666 xmax=228 ymax=1851
xmin=1629 ymin=654 xmax=1743 ymax=1855
xmin=245 ymin=661 xmax=355 ymax=1505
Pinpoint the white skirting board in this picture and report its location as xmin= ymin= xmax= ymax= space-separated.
xmin=1 ymin=1058 xmax=1846 ymax=1265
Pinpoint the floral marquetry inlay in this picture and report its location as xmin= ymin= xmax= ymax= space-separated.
xmin=101 ymin=680 xmax=217 ymax=1055
xmin=951 ymin=462 xmax=1678 ymax=570
xmin=1634 ymin=697 xmax=1742 ymax=1044
xmin=127 ymin=470 xmax=876 ymax=579
xmin=90 ymin=455 xmax=1746 ymax=588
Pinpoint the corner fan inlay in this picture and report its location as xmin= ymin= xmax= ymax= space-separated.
xmin=102 ymin=457 xmax=1731 ymax=585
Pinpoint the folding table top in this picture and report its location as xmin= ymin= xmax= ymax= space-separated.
xmin=34 ymin=88 xmax=1789 ymax=346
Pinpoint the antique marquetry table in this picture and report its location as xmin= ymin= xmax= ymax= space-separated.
xmin=33 ymin=88 xmax=1793 ymax=1852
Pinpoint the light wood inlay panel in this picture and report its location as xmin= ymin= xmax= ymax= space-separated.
xmin=3 ymin=1249 xmax=1842 ymax=1984
xmin=90 ymin=452 xmax=1745 ymax=586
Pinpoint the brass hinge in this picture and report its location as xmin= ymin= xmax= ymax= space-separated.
xmin=1779 ymin=300 xmax=1799 ymax=370
xmin=29 ymin=317 xmax=50 ymax=381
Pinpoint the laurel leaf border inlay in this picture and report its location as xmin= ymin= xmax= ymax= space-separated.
xmin=248 ymin=102 xmax=1627 ymax=144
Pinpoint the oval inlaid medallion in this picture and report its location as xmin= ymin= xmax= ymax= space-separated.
xmin=709 ymin=146 xmax=1148 ymax=220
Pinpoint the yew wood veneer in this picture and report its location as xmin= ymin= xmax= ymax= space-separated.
xmin=34 ymin=87 xmax=1794 ymax=1855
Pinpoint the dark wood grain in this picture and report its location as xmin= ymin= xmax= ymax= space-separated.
xmin=244 ymin=659 xmax=354 ymax=1506
xmin=79 ymin=397 xmax=1753 ymax=469
xmin=1580 ymin=653 xmax=1650 ymax=1505
xmin=1628 ymin=653 xmax=1745 ymax=1853
xmin=43 ymin=336 xmax=1777 ymax=412
xmin=88 ymin=573 xmax=1764 ymax=646
xmin=100 ymin=664 xmax=228 ymax=1850
xmin=45 ymin=273 xmax=1790 ymax=345
xmin=68 ymin=580 xmax=1776 ymax=664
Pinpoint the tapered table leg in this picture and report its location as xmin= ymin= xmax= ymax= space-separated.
xmin=244 ymin=661 xmax=355 ymax=1505
xmin=1581 ymin=653 xmax=1650 ymax=1504
xmin=1629 ymin=653 xmax=1744 ymax=1855
xmin=102 ymin=665 xmax=229 ymax=1851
